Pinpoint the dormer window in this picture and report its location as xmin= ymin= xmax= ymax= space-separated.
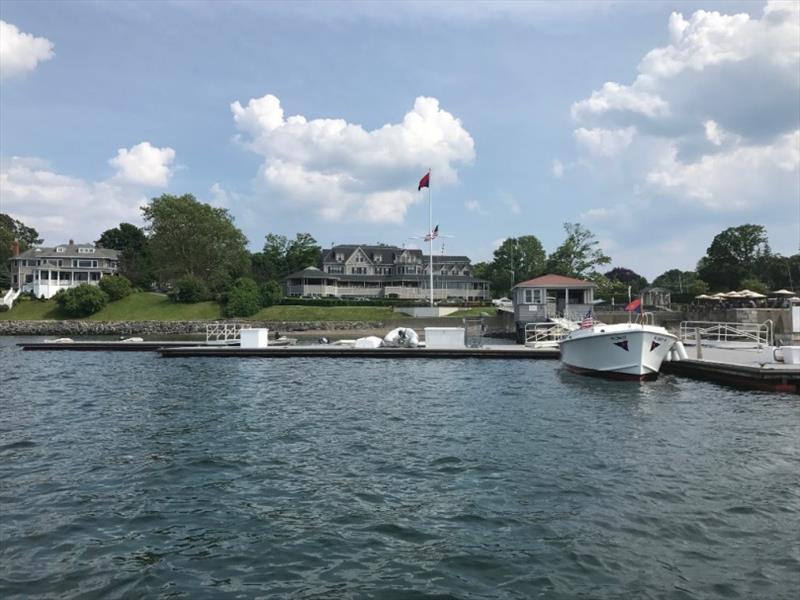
xmin=56 ymin=247 xmax=65 ymax=253
xmin=78 ymin=247 xmax=95 ymax=254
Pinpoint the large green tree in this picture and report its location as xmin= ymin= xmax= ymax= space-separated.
xmin=142 ymin=194 xmax=249 ymax=291
xmin=251 ymin=232 xmax=321 ymax=283
xmin=472 ymin=235 xmax=546 ymax=297
xmin=0 ymin=214 xmax=42 ymax=289
xmin=604 ymin=267 xmax=648 ymax=293
xmin=652 ymin=269 xmax=703 ymax=293
xmin=546 ymin=222 xmax=610 ymax=278
xmin=697 ymin=224 xmax=768 ymax=291
xmin=95 ymin=223 xmax=153 ymax=288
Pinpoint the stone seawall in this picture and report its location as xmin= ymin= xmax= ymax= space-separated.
xmin=0 ymin=314 xmax=511 ymax=337
xmin=0 ymin=320 xmax=387 ymax=337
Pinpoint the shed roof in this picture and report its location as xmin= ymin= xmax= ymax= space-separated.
xmin=513 ymin=274 xmax=595 ymax=288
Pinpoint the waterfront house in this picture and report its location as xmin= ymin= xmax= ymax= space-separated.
xmin=8 ymin=240 xmax=120 ymax=299
xmin=511 ymin=274 xmax=596 ymax=330
xmin=283 ymin=244 xmax=489 ymax=302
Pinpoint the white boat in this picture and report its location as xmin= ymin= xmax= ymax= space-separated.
xmin=559 ymin=322 xmax=677 ymax=380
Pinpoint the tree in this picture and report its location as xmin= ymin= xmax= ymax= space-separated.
xmin=54 ymin=285 xmax=109 ymax=317
xmin=251 ymin=232 xmax=321 ymax=283
xmin=0 ymin=214 xmax=42 ymax=287
xmin=168 ymin=274 xmax=209 ymax=303
xmin=604 ymin=267 xmax=648 ymax=293
xmin=142 ymin=194 xmax=249 ymax=291
xmin=260 ymin=280 xmax=283 ymax=307
xmin=652 ymin=269 xmax=701 ymax=293
xmin=95 ymin=223 xmax=153 ymax=288
xmin=697 ymin=224 xmax=768 ymax=291
xmin=98 ymin=275 xmax=133 ymax=301
xmin=546 ymin=223 xmax=610 ymax=278
xmin=225 ymin=277 xmax=261 ymax=317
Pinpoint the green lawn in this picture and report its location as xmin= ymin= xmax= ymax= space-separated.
xmin=447 ymin=307 xmax=498 ymax=318
xmin=0 ymin=292 xmax=492 ymax=322
xmin=88 ymin=293 xmax=222 ymax=321
xmin=0 ymin=292 xmax=222 ymax=321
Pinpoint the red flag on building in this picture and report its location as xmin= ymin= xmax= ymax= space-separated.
xmin=418 ymin=171 xmax=430 ymax=191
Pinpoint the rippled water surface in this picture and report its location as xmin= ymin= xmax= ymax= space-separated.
xmin=1 ymin=336 xmax=799 ymax=599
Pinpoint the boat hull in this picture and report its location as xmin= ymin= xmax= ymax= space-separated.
xmin=560 ymin=324 xmax=677 ymax=380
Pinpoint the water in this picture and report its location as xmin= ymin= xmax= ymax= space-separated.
xmin=1 ymin=336 xmax=798 ymax=599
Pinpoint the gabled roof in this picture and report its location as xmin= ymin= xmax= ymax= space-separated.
xmin=513 ymin=274 xmax=595 ymax=288
xmin=14 ymin=244 xmax=119 ymax=260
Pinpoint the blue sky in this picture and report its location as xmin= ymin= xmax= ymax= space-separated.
xmin=1 ymin=0 xmax=798 ymax=280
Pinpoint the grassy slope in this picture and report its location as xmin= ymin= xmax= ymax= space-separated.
xmin=0 ymin=292 xmax=490 ymax=322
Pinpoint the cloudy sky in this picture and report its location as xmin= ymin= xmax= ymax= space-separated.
xmin=1 ymin=0 xmax=798 ymax=279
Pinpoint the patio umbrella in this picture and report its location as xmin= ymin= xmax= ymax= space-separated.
xmin=790 ymin=296 xmax=800 ymax=303
xmin=723 ymin=291 xmax=744 ymax=298
xmin=694 ymin=294 xmax=712 ymax=300
xmin=739 ymin=290 xmax=766 ymax=299
xmin=770 ymin=289 xmax=794 ymax=296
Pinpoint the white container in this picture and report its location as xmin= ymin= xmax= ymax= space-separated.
xmin=240 ymin=328 xmax=269 ymax=348
xmin=424 ymin=327 xmax=465 ymax=349
xmin=781 ymin=346 xmax=800 ymax=364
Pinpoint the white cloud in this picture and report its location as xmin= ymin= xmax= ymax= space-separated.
xmin=573 ymin=127 xmax=636 ymax=157
xmin=567 ymin=2 xmax=800 ymax=273
xmin=502 ymin=196 xmax=521 ymax=215
xmin=465 ymin=199 xmax=481 ymax=212
xmin=109 ymin=142 xmax=176 ymax=187
xmin=552 ymin=159 xmax=564 ymax=178
xmin=0 ymin=20 xmax=54 ymax=80
xmin=231 ymin=94 xmax=475 ymax=224
xmin=0 ymin=157 xmax=148 ymax=245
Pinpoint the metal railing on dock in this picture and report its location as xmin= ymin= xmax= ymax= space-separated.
xmin=525 ymin=321 xmax=571 ymax=348
xmin=679 ymin=320 xmax=773 ymax=348
xmin=206 ymin=322 xmax=243 ymax=344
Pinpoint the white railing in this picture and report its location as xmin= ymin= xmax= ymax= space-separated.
xmin=638 ymin=311 xmax=655 ymax=325
xmin=206 ymin=322 xmax=243 ymax=344
xmin=525 ymin=321 xmax=571 ymax=348
xmin=679 ymin=320 xmax=773 ymax=348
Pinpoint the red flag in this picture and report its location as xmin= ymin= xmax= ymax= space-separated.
xmin=418 ymin=172 xmax=430 ymax=191
xmin=624 ymin=298 xmax=642 ymax=313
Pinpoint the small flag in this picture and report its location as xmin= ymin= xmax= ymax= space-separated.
xmin=625 ymin=298 xmax=642 ymax=313
xmin=580 ymin=309 xmax=593 ymax=329
xmin=418 ymin=171 xmax=430 ymax=191
xmin=424 ymin=225 xmax=439 ymax=242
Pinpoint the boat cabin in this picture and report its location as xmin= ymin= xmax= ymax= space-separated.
xmin=512 ymin=274 xmax=596 ymax=327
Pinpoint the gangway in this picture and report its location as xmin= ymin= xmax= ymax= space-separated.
xmin=679 ymin=320 xmax=773 ymax=348
xmin=206 ymin=322 xmax=243 ymax=344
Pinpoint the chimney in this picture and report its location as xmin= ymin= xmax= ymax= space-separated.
xmin=69 ymin=239 xmax=74 ymax=245
xmin=11 ymin=240 xmax=20 ymax=256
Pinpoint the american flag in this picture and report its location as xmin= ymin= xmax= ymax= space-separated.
xmin=424 ymin=225 xmax=439 ymax=242
xmin=580 ymin=309 xmax=593 ymax=329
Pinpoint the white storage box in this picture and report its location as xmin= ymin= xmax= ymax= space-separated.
xmin=240 ymin=328 xmax=269 ymax=348
xmin=424 ymin=327 xmax=465 ymax=349
xmin=781 ymin=346 xmax=800 ymax=365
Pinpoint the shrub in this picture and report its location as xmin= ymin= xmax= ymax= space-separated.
xmin=168 ymin=275 xmax=209 ymax=303
xmin=225 ymin=277 xmax=261 ymax=318
xmin=99 ymin=275 xmax=133 ymax=301
xmin=0 ymin=304 xmax=9 ymax=312
xmin=54 ymin=284 xmax=109 ymax=317
xmin=260 ymin=280 xmax=283 ymax=307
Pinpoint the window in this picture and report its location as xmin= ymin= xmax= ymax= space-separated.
xmin=524 ymin=289 xmax=533 ymax=303
xmin=56 ymin=247 xmax=65 ymax=253
xmin=76 ymin=260 xmax=94 ymax=268
xmin=78 ymin=247 xmax=95 ymax=254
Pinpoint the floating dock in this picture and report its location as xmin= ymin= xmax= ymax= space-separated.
xmin=19 ymin=340 xmax=217 ymax=352
xmin=661 ymin=344 xmax=800 ymax=393
xmin=157 ymin=345 xmax=560 ymax=360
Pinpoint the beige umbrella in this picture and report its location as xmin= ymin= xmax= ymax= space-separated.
xmin=694 ymin=294 xmax=712 ymax=300
xmin=790 ymin=296 xmax=800 ymax=303
xmin=770 ymin=289 xmax=794 ymax=296
xmin=723 ymin=291 xmax=744 ymax=298
xmin=739 ymin=290 xmax=766 ymax=299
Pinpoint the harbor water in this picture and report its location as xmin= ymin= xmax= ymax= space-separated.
xmin=1 ymin=337 xmax=798 ymax=599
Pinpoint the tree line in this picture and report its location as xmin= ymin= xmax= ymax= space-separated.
xmin=1 ymin=194 xmax=798 ymax=315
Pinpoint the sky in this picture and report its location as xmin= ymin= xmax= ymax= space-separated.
xmin=1 ymin=0 xmax=798 ymax=281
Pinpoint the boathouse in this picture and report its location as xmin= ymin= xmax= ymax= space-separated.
xmin=511 ymin=274 xmax=596 ymax=330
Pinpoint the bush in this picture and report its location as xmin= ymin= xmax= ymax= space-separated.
xmin=99 ymin=275 xmax=133 ymax=301
xmin=260 ymin=280 xmax=283 ymax=307
xmin=225 ymin=277 xmax=261 ymax=318
xmin=0 ymin=304 xmax=9 ymax=313
xmin=168 ymin=275 xmax=209 ymax=303
xmin=54 ymin=284 xmax=109 ymax=317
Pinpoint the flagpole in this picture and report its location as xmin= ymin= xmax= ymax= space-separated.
xmin=428 ymin=169 xmax=433 ymax=308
